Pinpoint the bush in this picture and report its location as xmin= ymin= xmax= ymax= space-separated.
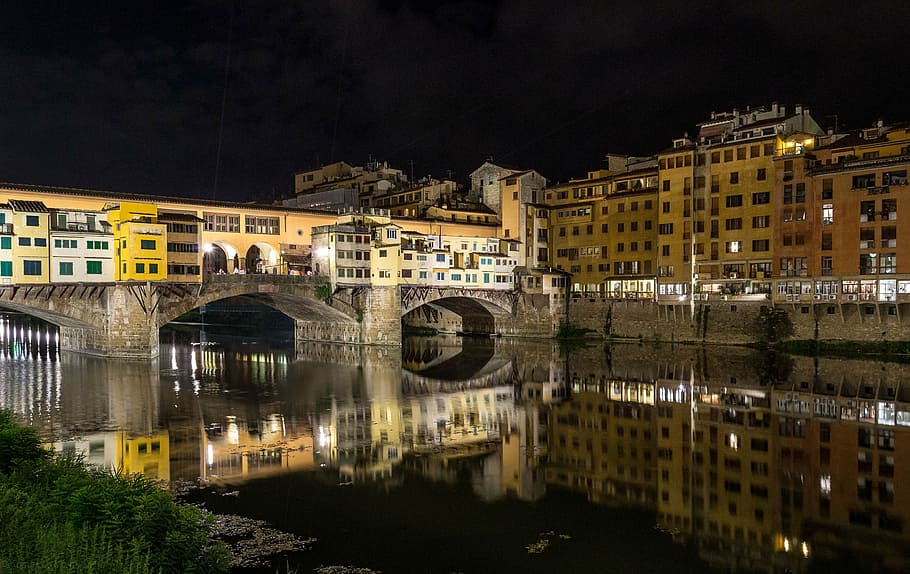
xmin=0 ymin=410 xmax=230 ymax=574
xmin=0 ymin=410 xmax=49 ymax=474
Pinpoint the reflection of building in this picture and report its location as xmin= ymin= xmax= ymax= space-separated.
xmin=547 ymin=378 xmax=657 ymax=506
xmin=543 ymin=345 xmax=910 ymax=574
xmin=201 ymin=414 xmax=315 ymax=481
xmin=51 ymin=431 xmax=171 ymax=482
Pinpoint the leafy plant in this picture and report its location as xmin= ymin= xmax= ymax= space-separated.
xmin=315 ymin=283 xmax=333 ymax=304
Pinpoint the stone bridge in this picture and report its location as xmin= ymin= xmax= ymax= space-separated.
xmin=400 ymin=285 xmax=561 ymax=337
xmin=0 ymin=276 xmax=399 ymax=358
xmin=0 ymin=278 xmax=562 ymax=358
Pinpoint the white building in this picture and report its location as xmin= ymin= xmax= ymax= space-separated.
xmin=49 ymin=208 xmax=114 ymax=283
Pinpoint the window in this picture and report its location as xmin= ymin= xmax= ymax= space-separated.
xmin=752 ymin=215 xmax=770 ymax=228
xmin=853 ymin=174 xmax=876 ymax=188
xmin=0 ymin=261 xmax=10 ymax=276
xmin=757 ymin=168 xmax=766 ymax=181
xmin=724 ymin=149 xmax=733 ymax=162
xmin=140 ymin=239 xmax=156 ymax=250
xmin=662 ymin=202 xmax=670 ymax=213
xmin=244 ymin=216 xmax=280 ymax=235
xmin=658 ymin=223 xmax=674 ymax=235
xmin=726 ymin=195 xmax=743 ymax=208
xmin=662 ymin=180 xmax=670 ymax=191
xmin=822 ymin=204 xmax=833 ymax=224
xmin=730 ymin=172 xmax=739 ymax=184
xmin=726 ymin=241 xmax=742 ymax=253
xmin=822 ymin=178 xmax=833 ymax=199
xmin=0 ymin=237 xmax=9 ymax=249
xmin=821 ymin=233 xmax=832 ymax=251
xmin=135 ymin=263 xmax=145 ymax=274
xmin=18 ymin=237 xmax=31 ymax=246
xmin=34 ymin=238 xmax=46 ymax=247
xmin=795 ymin=183 xmax=806 ymax=203
xmin=725 ymin=218 xmax=742 ymax=230
xmin=59 ymin=262 xmax=73 ymax=276
xmin=25 ymin=215 xmax=39 ymax=226
xmin=752 ymin=239 xmax=770 ymax=252
xmin=386 ymin=228 xmax=398 ymax=240
xmin=752 ymin=192 xmax=770 ymax=205
xmin=149 ymin=264 xmax=158 ymax=274
xmin=23 ymin=260 xmax=41 ymax=275
xmin=884 ymin=170 xmax=908 ymax=186
xmin=86 ymin=261 xmax=102 ymax=275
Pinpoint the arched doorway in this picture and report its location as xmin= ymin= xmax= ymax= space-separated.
xmin=246 ymin=245 xmax=262 ymax=274
xmin=203 ymin=244 xmax=228 ymax=276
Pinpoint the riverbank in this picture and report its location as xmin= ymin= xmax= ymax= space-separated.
xmin=0 ymin=410 xmax=230 ymax=574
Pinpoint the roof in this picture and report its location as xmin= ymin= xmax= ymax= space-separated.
xmin=731 ymin=114 xmax=795 ymax=133
xmin=157 ymin=212 xmax=205 ymax=222
xmin=283 ymin=254 xmax=310 ymax=264
xmin=0 ymin=182 xmax=343 ymax=217
xmin=8 ymin=199 xmax=49 ymax=213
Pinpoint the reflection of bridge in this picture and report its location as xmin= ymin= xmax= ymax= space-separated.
xmin=0 ymin=275 xmax=563 ymax=357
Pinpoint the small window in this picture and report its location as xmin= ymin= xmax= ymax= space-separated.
xmin=140 ymin=239 xmax=156 ymax=250
xmin=59 ymin=262 xmax=73 ymax=276
xmin=25 ymin=215 xmax=39 ymax=226
xmin=86 ymin=261 xmax=102 ymax=275
xmin=135 ymin=263 xmax=145 ymax=274
xmin=149 ymin=263 xmax=158 ymax=274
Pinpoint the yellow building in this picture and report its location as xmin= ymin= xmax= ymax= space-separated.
xmin=9 ymin=199 xmax=51 ymax=284
xmin=656 ymin=139 xmax=697 ymax=298
xmin=692 ymin=104 xmax=823 ymax=299
xmin=159 ymin=210 xmax=204 ymax=282
xmin=547 ymin=157 xmax=658 ymax=296
xmin=104 ymin=201 xmax=167 ymax=281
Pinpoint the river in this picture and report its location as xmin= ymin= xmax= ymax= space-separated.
xmin=0 ymin=313 xmax=907 ymax=574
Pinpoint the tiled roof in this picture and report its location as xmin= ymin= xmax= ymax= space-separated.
xmin=8 ymin=199 xmax=48 ymax=213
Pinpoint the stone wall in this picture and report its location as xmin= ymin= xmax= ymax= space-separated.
xmin=498 ymin=293 xmax=561 ymax=338
xmin=567 ymin=298 xmax=910 ymax=345
xmin=355 ymin=285 xmax=402 ymax=345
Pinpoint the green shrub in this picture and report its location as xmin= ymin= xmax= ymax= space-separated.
xmin=0 ymin=411 xmax=49 ymax=474
xmin=0 ymin=410 xmax=230 ymax=574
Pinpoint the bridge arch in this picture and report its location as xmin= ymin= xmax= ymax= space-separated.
xmin=401 ymin=286 xmax=518 ymax=335
xmin=156 ymin=278 xmax=356 ymax=328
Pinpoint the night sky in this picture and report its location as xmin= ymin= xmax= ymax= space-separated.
xmin=2 ymin=1 xmax=908 ymax=201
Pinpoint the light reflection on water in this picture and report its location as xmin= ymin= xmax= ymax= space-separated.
xmin=0 ymin=316 xmax=908 ymax=573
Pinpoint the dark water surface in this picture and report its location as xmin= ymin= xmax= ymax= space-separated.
xmin=1 ymin=314 xmax=908 ymax=573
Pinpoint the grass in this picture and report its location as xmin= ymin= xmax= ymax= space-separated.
xmin=0 ymin=410 xmax=230 ymax=574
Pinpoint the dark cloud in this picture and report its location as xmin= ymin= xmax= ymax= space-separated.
xmin=1 ymin=0 xmax=907 ymax=200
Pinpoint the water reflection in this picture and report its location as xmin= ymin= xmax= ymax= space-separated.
xmin=0 ymin=315 xmax=908 ymax=572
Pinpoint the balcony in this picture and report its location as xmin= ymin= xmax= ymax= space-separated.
xmin=0 ymin=223 xmax=12 ymax=234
